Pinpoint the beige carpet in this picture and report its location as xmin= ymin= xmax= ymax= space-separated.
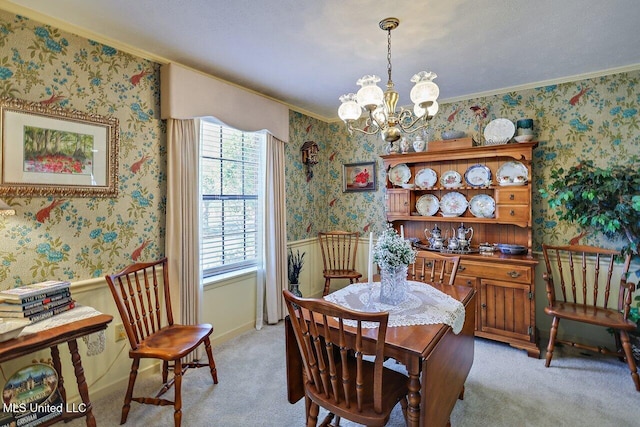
xmin=68 ymin=322 xmax=639 ymax=426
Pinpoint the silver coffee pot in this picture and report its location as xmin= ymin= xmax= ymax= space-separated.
xmin=424 ymin=225 xmax=444 ymax=250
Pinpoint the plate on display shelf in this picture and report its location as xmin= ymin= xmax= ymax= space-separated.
xmin=415 ymin=168 xmax=438 ymax=188
xmin=497 ymin=161 xmax=528 ymax=186
xmin=464 ymin=164 xmax=492 ymax=187
xmin=469 ymin=194 xmax=496 ymax=218
xmin=388 ymin=163 xmax=411 ymax=186
xmin=484 ymin=118 xmax=515 ymax=145
xmin=440 ymin=170 xmax=462 ymax=188
xmin=439 ymin=192 xmax=468 ymax=217
xmin=416 ymin=194 xmax=439 ymax=216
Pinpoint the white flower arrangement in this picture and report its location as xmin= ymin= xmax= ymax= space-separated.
xmin=373 ymin=223 xmax=416 ymax=270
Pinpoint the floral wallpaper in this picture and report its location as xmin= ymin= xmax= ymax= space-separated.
xmin=0 ymin=10 xmax=165 ymax=287
xmin=287 ymin=70 xmax=640 ymax=253
xmin=1 ymin=9 xmax=638 ymax=289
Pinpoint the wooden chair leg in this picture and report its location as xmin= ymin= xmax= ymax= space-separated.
xmin=121 ymin=358 xmax=140 ymax=424
xmin=162 ymin=361 xmax=169 ymax=383
xmin=400 ymin=397 xmax=408 ymax=425
xmin=619 ymin=330 xmax=640 ymax=391
xmin=173 ymin=358 xmax=183 ymax=427
xmin=307 ymin=401 xmax=319 ymax=427
xmin=203 ymin=337 xmax=219 ymax=384
xmin=545 ymin=317 xmax=560 ymax=367
xmin=323 ymin=278 xmax=331 ymax=296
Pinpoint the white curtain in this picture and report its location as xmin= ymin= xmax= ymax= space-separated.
xmin=257 ymin=133 xmax=288 ymax=328
xmin=165 ymin=119 xmax=202 ymax=344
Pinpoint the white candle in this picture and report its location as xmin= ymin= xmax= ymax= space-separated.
xmin=400 ymin=225 xmax=404 ymax=239
xmin=367 ymin=232 xmax=373 ymax=283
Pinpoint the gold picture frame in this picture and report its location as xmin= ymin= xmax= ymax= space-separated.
xmin=0 ymin=97 xmax=119 ymax=197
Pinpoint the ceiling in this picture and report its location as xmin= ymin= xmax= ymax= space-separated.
xmin=4 ymin=0 xmax=640 ymax=121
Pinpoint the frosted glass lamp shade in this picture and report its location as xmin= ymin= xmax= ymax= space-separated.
xmin=413 ymin=100 xmax=439 ymax=118
xmin=338 ymin=93 xmax=362 ymax=121
xmin=356 ymin=75 xmax=384 ymax=109
xmin=410 ymin=71 xmax=439 ymax=105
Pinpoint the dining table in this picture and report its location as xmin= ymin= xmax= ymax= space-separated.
xmin=285 ymin=280 xmax=476 ymax=427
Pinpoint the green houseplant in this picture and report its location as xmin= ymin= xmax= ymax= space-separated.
xmin=287 ymin=249 xmax=305 ymax=298
xmin=540 ymin=159 xmax=640 ymax=335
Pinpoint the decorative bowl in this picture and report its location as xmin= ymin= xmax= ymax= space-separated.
xmin=497 ymin=244 xmax=528 ymax=255
xmin=400 ymin=183 xmax=415 ymax=189
xmin=514 ymin=135 xmax=534 ymax=143
xmin=441 ymin=130 xmax=466 ymax=140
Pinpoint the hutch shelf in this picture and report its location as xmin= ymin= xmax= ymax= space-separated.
xmin=381 ymin=141 xmax=540 ymax=358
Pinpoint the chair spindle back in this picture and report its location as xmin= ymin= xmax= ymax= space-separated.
xmin=318 ymin=231 xmax=359 ymax=273
xmin=409 ymin=250 xmax=461 ymax=286
xmin=106 ymin=257 xmax=173 ymax=350
xmin=283 ymin=290 xmax=389 ymax=414
xmin=542 ymin=244 xmax=631 ymax=310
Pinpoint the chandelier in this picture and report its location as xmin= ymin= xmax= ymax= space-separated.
xmin=338 ymin=17 xmax=440 ymax=143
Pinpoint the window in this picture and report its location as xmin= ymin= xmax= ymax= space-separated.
xmin=199 ymin=118 xmax=264 ymax=278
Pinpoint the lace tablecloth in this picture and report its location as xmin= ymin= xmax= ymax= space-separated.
xmin=17 ymin=305 xmax=107 ymax=355
xmin=324 ymin=281 xmax=466 ymax=334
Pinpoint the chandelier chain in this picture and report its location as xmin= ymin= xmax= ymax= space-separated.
xmin=387 ymin=28 xmax=393 ymax=84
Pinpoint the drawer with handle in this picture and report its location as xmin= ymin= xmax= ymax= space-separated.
xmin=456 ymin=261 xmax=531 ymax=284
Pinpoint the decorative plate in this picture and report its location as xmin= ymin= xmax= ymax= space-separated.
xmin=416 ymin=194 xmax=439 ymax=216
xmin=469 ymin=194 xmax=496 ymax=218
xmin=388 ymin=164 xmax=411 ymax=186
xmin=439 ymin=192 xmax=468 ymax=217
xmin=464 ymin=164 xmax=492 ymax=187
xmin=497 ymin=161 xmax=528 ymax=185
xmin=440 ymin=170 xmax=462 ymax=188
xmin=484 ymin=118 xmax=515 ymax=145
xmin=415 ymin=168 xmax=438 ymax=188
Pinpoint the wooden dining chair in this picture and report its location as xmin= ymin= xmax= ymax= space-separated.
xmin=105 ymin=258 xmax=219 ymax=426
xmin=318 ymin=231 xmax=363 ymax=296
xmin=409 ymin=250 xmax=461 ymax=286
xmin=541 ymin=244 xmax=639 ymax=391
xmin=283 ymin=289 xmax=408 ymax=426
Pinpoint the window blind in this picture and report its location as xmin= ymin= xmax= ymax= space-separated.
xmin=200 ymin=119 xmax=262 ymax=277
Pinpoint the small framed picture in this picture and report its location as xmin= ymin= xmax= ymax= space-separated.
xmin=343 ymin=161 xmax=376 ymax=192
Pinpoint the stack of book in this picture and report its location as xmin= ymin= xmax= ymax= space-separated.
xmin=0 ymin=280 xmax=75 ymax=322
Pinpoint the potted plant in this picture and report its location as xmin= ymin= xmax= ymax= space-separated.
xmin=540 ymin=159 xmax=640 ymax=356
xmin=287 ymin=249 xmax=305 ymax=298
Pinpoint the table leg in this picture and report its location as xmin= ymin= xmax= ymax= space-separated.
xmin=50 ymin=345 xmax=67 ymax=404
xmin=68 ymin=338 xmax=96 ymax=427
xmin=406 ymin=359 xmax=421 ymax=427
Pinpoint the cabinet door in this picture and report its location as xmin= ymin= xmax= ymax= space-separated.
xmin=480 ymin=278 xmax=532 ymax=342
xmin=453 ymin=275 xmax=480 ymax=332
xmin=385 ymin=189 xmax=410 ymax=217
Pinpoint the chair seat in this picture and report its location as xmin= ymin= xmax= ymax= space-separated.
xmin=131 ymin=323 xmax=214 ymax=360
xmin=323 ymin=269 xmax=363 ymax=280
xmin=545 ymin=303 xmax=636 ymax=331
xmin=306 ymin=359 xmax=407 ymax=426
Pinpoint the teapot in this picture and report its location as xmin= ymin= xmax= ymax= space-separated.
xmin=424 ymin=225 xmax=444 ymax=250
xmin=455 ymin=223 xmax=474 ymax=242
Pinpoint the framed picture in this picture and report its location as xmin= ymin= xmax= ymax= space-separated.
xmin=0 ymin=97 xmax=119 ymax=197
xmin=343 ymin=161 xmax=377 ymax=192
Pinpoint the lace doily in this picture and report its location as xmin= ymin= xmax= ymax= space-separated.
xmin=324 ymin=281 xmax=466 ymax=334
xmin=18 ymin=305 xmax=108 ymax=356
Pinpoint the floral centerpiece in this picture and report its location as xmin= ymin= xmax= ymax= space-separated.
xmin=373 ymin=224 xmax=416 ymax=305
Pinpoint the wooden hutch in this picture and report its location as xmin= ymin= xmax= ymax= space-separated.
xmin=381 ymin=141 xmax=540 ymax=358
